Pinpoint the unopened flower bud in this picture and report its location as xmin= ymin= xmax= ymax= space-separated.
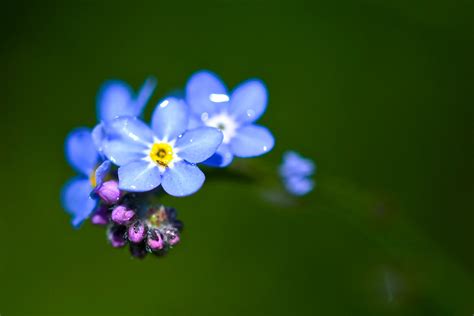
xmin=147 ymin=229 xmax=164 ymax=251
xmin=163 ymin=227 xmax=180 ymax=246
xmin=129 ymin=243 xmax=147 ymax=259
xmin=107 ymin=225 xmax=126 ymax=248
xmin=111 ymin=205 xmax=135 ymax=225
xmin=96 ymin=180 xmax=120 ymax=204
xmin=128 ymin=220 xmax=147 ymax=243
xmin=91 ymin=205 xmax=109 ymax=225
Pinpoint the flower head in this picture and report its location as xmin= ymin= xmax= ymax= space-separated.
xmin=62 ymin=78 xmax=156 ymax=227
xmin=92 ymin=77 xmax=157 ymax=151
xmin=102 ymin=97 xmax=223 ymax=196
xmin=185 ymin=70 xmax=274 ymax=167
xmin=61 ymin=128 xmax=111 ymax=227
xmin=279 ymin=151 xmax=315 ymax=196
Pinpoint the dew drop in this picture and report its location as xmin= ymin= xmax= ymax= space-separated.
xmin=209 ymin=93 xmax=229 ymax=103
xmin=159 ymin=100 xmax=169 ymax=108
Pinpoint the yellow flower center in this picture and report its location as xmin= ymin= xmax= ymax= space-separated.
xmin=150 ymin=143 xmax=173 ymax=167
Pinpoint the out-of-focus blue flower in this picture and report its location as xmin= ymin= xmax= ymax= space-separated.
xmin=92 ymin=77 xmax=157 ymax=151
xmin=279 ymin=151 xmax=315 ymax=196
xmin=61 ymin=128 xmax=111 ymax=227
xmin=185 ymin=70 xmax=274 ymax=167
xmin=102 ymin=97 xmax=223 ymax=196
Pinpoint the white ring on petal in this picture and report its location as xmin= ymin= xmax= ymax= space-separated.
xmin=203 ymin=112 xmax=239 ymax=144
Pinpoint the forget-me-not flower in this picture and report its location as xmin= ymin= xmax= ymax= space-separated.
xmin=62 ymin=77 xmax=156 ymax=227
xmin=61 ymin=128 xmax=111 ymax=227
xmin=279 ymin=151 xmax=315 ymax=196
xmin=102 ymin=97 xmax=223 ymax=196
xmin=92 ymin=77 xmax=157 ymax=151
xmin=185 ymin=70 xmax=274 ymax=167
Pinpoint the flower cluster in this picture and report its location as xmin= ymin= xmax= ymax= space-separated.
xmin=279 ymin=151 xmax=315 ymax=196
xmin=61 ymin=71 xmax=275 ymax=258
xmin=93 ymin=188 xmax=183 ymax=259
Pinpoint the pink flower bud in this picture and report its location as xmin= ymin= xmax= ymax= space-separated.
xmin=111 ymin=205 xmax=135 ymax=225
xmin=108 ymin=226 xmax=126 ymax=248
xmin=147 ymin=229 xmax=164 ymax=251
xmin=91 ymin=205 xmax=109 ymax=225
xmin=96 ymin=180 xmax=120 ymax=204
xmin=128 ymin=220 xmax=146 ymax=243
xmin=163 ymin=227 xmax=180 ymax=246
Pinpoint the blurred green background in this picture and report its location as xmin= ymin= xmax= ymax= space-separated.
xmin=1 ymin=0 xmax=473 ymax=315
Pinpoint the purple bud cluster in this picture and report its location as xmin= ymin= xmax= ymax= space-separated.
xmin=92 ymin=182 xmax=183 ymax=259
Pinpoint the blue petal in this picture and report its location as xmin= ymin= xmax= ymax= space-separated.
xmin=202 ymin=144 xmax=234 ymax=167
xmin=118 ymin=160 xmax=161 ymax=192
xmin=102 ymin=139 xmax=147 ymax=166
xmin=188 ymin=115 xmax=203 ymax=129
xmin=228 ymin=79 xmax=268 ymax=123
xmin=175 ymin=127 xmax=223 ymax=163
xmin=94 ymin=160 xmax=111 ymax=188
xmin=61 ymin=177 xmax=97 ymax=227
xmin=279 ymin=151 xmax=315 ymax=178
xmin=151 ymin=98 xmax=189 ymax=141
xmin=230 ymin=125 xmax=274 ymax=157
xmin=96 ymin=80 xmax=133 ymax=122
xmin=185 ymin=70 xmax=228 ymax=116
xmin=284 ymin=176 xmax=314 ymax=196
xmin=101 ymin=117 xmax=153 ymax=165
xmin=91 ymin=123 xmax=106 ymax=153
xmin=103 ymin=116 xmax=154 ymax=146
xmin=65 ymin=128 xmax=99 ymax=175
xmin=132 ymin=76 xmax=157 ymax=117
xmin=161 ymin=161 xmax=205 ymax=197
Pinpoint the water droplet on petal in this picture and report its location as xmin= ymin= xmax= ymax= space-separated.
xmin=246 ymin=109 xmax=255 ymax=118
xmin=159 ymin=100 xmax=169 ymax=108
xmin=201 ymin=112 xmax=209 ymax=121
xmin=209 ymin=93 xmax=229 ymax=103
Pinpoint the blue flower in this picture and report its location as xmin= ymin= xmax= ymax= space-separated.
xmin=185 ymin=70 xmax=274 ymax=167
xmin=102 ymin=97 xmax=223 ymax=196
xmin=61 ymin=128 xmax=111 ymax=227
xmin=62 ymin=78 xmax=155 ymax=227
xmin=279 ymin=151 xmax=315 ymax=196
xmin=92 ymin=77 xmax=157 ymax=151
